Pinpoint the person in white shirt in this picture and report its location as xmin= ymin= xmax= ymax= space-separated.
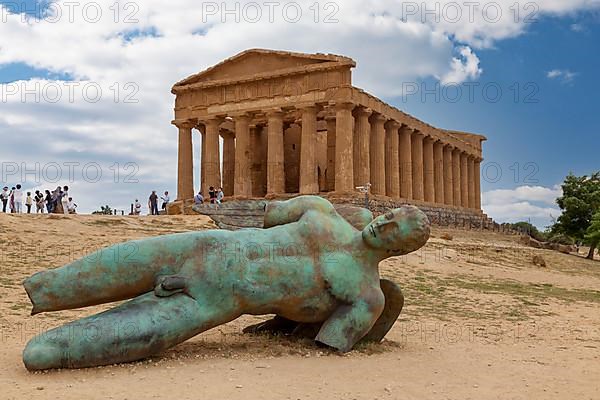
xmin=25 ymin=192 xmax=33 ymax=214
xmin=61 ymin=186 xmax=69 ymax=215
xmin=194 ymin=192 xmax=204 ymax=205
xmin=134 ymin=199 xmax=141 ymax=215
xmin=160 ymin=191 xmax=170 ymax=214
xmin=13 ymin=184 xmax=23 ymax=213
xmin=66 ymin=197 xmax=77 ymax=214
xmin=215 ymin=187 xmax=224 ymax=210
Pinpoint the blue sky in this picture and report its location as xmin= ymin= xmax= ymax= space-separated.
xmin=399 ymin=14 xmax=599 ymax=188
xmin=0 ymin=1 xmax=598 ymax=228
xmin=391 ymin=13 xmax=600 ymax=227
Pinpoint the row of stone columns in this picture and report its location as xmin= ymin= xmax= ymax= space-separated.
xmin=174 ymin=101 xmax=482 ymax=210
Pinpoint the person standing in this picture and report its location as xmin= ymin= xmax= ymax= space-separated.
xmin=1 ymin=187 xmax=9 ymax=212
xmin=160 ymin=191 xmax=170 ymax=214
xmin=9 ymin=187 xmax=15 ymax=213
xmin=45 ymin=190 xmax=53 ymax=213
xmin=208 ymin=186 xmax=216 ymax=204
xmin=51 ymin=186 xmax=61 ymax=213
xmin=149 ymin=191 xmax=159 ymax=215
xmin=35 ymin=191 xmax=45 ymax=213
xmin=25 ymin=192 xmax=33 ymax=214
xmin=134 ymin=199 xmax=141 ymax=215
xmin=61 ymin=186 xmax=69 ymax=215
xmin=13 ymin=185 xmax=22 ymax=213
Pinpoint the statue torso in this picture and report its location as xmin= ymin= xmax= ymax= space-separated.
xmin=180 ymin=209 xmax=382 ymax=322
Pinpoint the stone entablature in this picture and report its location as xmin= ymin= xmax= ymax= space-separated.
xmin=171 ymin=49 xmax=486 ymax=212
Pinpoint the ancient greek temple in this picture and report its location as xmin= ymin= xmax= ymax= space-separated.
xmin=171 ymin=49 xmax=485 ymax=213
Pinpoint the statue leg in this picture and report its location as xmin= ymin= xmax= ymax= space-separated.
xmin=243 ymin=280 xmax=403 ymax=344
xmin=23 ymin=292 xmax=236 ymax=370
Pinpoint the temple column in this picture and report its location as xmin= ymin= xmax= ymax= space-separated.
xmin=443 ymin=145 xmax=453 ymax=206
xmin=434 ymin=141 xmax=444 ymax=204
xmin=299 ymin=105 xmax=319 ymax=194
xmin=221 ymin=130 xmax=235 ymax=197
xmin=452 ymin=148 xmax=462 ymax=207
xmin=175 ymin=120 xmax=195 ymax=201
xmin=399 ymin=126 xmax=413 ymax=199
xmin=204 ymin=117 xmax=222 ymax=191
xmin=266 ymin=109 xmax=285 ymax=195
xmin=423 ymin=136 xmax=435 ymax=203
xmin=199 ymin=125 xmax=206 ymax=196
xmin=334 ymin=102 xmax=355 ymax=192
xmin=233 ymin=113 xmax=252 ymax=197
xmin=369 ymin=113 xmax=386 ymax=195
xmin=325 ymin=115 xmax=336 ymax=192
xmin=468 ymin=155 xmax=475 ymax=209
xmin=411 ymin=131 xmax=425 ymax=201
xmin=250 ymin=124 xmax=267 ymax=197
xmin=353 ymin=107 xmax=372 ymax=187
xmin=460 ymin=152 xmax=469 ymax=208
xmin=475 ymin=158 xmax=482 ymax=210
xmin=385 ymin=120 xmax=400 ymax=198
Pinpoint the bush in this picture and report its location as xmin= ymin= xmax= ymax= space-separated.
xmin=546 ymin=233 xmax=575 ymax=246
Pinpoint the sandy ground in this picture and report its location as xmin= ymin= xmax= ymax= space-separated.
xmin=0 ymin=213 xmax=599 ymax=400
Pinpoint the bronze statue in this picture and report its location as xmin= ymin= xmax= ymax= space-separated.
xmin=22 ymin=196 xmax=429 ymax=370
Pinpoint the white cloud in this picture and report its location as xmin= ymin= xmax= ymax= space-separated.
xmin=482 ymin=185 xmax=563 ymax=228
xmin=546 ymin=69 xmax=578 ymax=83
xmin=440 ymin=46 xmax=482 ymax=85
xmin=570 ymin=23 xmax=585 ymax=32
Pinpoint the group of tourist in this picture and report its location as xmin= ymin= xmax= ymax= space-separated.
xmin=130 ymin=187 xmax=225 ymax=216
xmin=1 ymin=185 xmax=77 ymax=214
xmin=131 ymin=190 xmax=171 ymax=216
xmin=194 ymin=186 xmax=224 ymax=209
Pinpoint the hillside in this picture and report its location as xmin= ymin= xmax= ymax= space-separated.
xmin=0 ymin=213 xmax=598 ymax=400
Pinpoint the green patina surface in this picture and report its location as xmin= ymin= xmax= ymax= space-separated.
xmin=22 ymin=196 xmax=430 ymax=370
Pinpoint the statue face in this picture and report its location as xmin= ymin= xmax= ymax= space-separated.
xmin=362 ymin=206 xmax=430 ymax=256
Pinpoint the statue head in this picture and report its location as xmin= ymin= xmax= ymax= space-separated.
xmin=362 ymin=206 xmax=430 ymax=257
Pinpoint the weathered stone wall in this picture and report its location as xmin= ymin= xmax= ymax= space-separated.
xmin=186 ymin=194 xmax=506 ymax=232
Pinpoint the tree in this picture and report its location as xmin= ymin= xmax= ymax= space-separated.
xmin=509 ymin=221 xmax=546 ymax=241
xmin=584 ymin=211 xmax=600 ymax=260
xmin=552 ymin=172 xmax=600 ymax=259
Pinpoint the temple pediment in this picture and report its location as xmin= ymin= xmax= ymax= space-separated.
xmin=172 ymin=49 xmax=355 ymax=92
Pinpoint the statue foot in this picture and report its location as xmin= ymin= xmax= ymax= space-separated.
xmin=23 ymin=292 xmax=210 ymax=370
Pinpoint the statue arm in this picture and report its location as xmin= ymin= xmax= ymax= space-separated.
xmin=314 ymin=288 xmax=385 ymax=352
xmin=263 ymin=196 xmax=335 ymax=228
xmin=333 ymin=205 xmax=373 ymax=230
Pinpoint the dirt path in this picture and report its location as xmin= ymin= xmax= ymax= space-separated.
xmin=1 ymin=214 xmax=598 ymax=399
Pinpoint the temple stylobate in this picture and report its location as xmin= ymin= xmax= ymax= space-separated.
xmin=171 ymin=49 xmax=486 ymax=213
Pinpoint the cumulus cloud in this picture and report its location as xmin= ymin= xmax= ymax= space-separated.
xmin=0 ymin=0 xmax=599 ymax=212
xmin=482 ymin=185 xmax=563 ymax=228
xmin=440 ymin=46 xmax=482 ymax=85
